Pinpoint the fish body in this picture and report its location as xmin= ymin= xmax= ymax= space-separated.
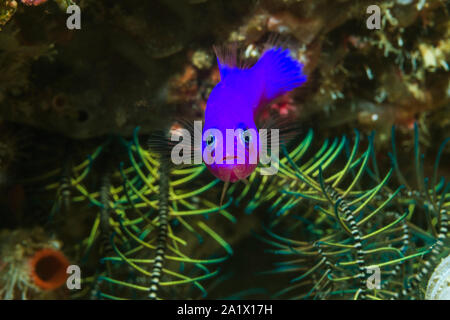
xmin=202 ymin=46 xmax=307 ymax=182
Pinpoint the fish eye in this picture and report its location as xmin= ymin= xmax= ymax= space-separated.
xmin=239 ymin=129 xmax=252 ymax=146
xmin=206 ymin=135 xmax=215 ymax=147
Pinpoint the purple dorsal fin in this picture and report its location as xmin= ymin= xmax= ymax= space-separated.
xmin=253 ymin=47 xmax=307 ymax=104
xmin=213 ymin=44 xmax=249 ymax=80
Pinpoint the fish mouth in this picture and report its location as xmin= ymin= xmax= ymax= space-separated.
xmin=222 ymin=155 xmax=239 ymax=161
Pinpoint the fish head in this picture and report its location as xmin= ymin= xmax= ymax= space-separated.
xmin=202 ymin=113 xmax=259 ymax=183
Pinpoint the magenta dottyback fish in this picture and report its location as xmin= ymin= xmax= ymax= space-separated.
xmin=202 ymin=46 xmax=307 ymax=183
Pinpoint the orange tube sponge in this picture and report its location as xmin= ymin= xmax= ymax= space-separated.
xmin=29 ymin=248 xmax=70 ymax=291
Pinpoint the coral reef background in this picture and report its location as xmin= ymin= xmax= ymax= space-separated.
xmin=0 ymin=0 xmax=448 ymax=300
